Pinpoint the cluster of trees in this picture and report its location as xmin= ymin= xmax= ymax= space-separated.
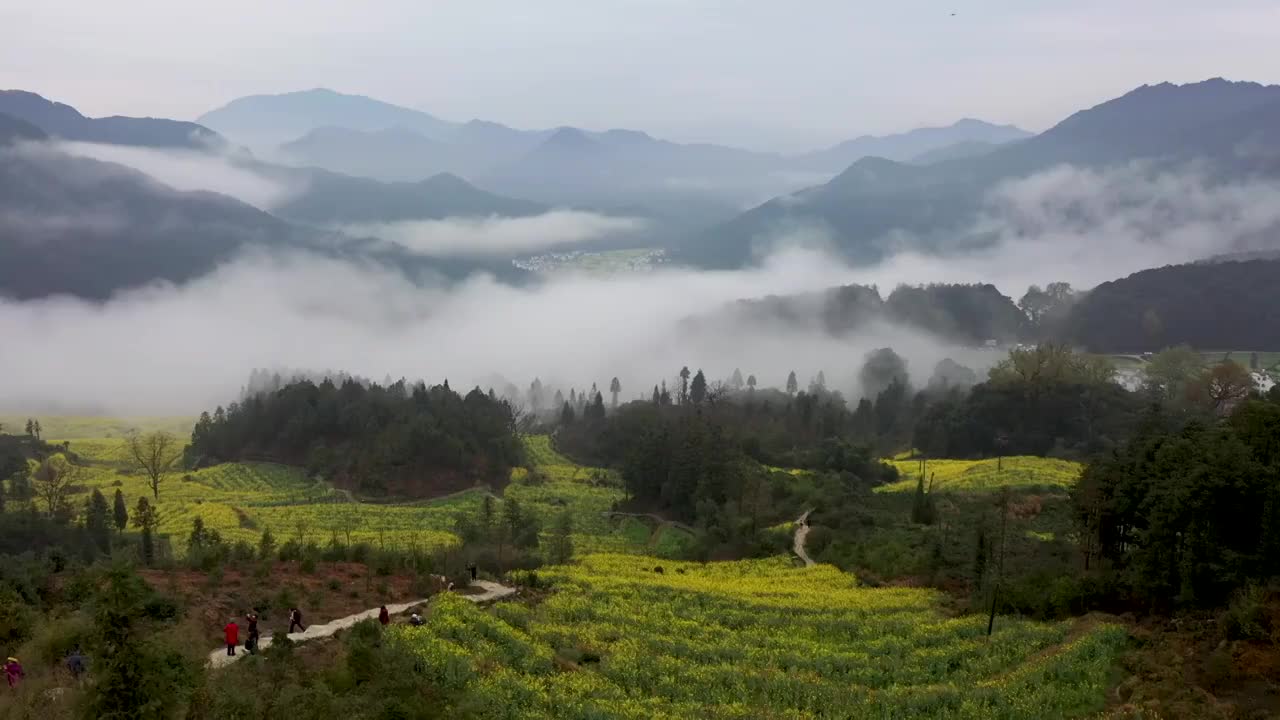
xmin=914 ymin=345 xmax=1142 ymax=458
xmin=1075 ymin=388 xmax=1280 ymax=610
xmin=187 ymin=378 xmax=523 ymax=496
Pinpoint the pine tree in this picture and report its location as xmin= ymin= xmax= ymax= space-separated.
xmin=747 ymin=374 xmax=757 ymax=394
xmin=690 ymin=370 xmax=708 ymax=405
xmin=730 ymin=368 xmax=744 ymax=390
xmin=679 ymin=367 xmax=691 ymax=405
xmin=86 ymin=489 xmax=112 ymax=553
xmin=786 ymin=371 xmax=798 ymax=396
xmin=112 ymin=489 xmax=128 ymax=533
xmin=652 ymin=385 xmax=661 ymax=405
xmin=560 ymin=402 xmax=576 ymax=425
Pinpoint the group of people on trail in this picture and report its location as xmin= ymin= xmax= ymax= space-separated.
xmin=2 ymin=652 xmax=87 ymax=691
xmin=224 ymin=607 xmax=304 ymax=657
xmin=380 ymin=605 xmax=424 ymax=626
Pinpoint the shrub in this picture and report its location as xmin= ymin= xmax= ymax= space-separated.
xmin=1222 ymin=585 xmax=1272 ymax=642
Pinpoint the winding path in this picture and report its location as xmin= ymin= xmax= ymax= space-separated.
xmin=794 ymin=510 xmax=815 ymax=568
xmin=207 ymin=580 xmax=516 ymax=668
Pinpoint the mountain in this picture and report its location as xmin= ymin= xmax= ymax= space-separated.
xmin=0 ymin=143 xmax=321 ymax=299
xmin=479 ymin=127 xmax=783 ymax=230
xmin=271 ymin=170 xmax=546 ymax=225
xmin=276 ymin=121 xmax=553 ymax=182
xmin=0 ymin=144 xmax=531 ymax=300
xmin=1063 ymin=259 xmax=1280 ymax=352
xmin=0 ymin=90 xmax=222 ymax=149
xmin=0 ymin=112 xmax=46 ymax=144
xmin=796 ymin=119 xmax=1031 ymax=171
xmin=278 ymin=125 xmax=453 ymax=181
xmin=198 ymin=88 xmax=459 ymax=148
xmin=909 ymin=140 xmax=1001 ymax=165
xmin=687 ymin=79 xmax=1280 ymax=269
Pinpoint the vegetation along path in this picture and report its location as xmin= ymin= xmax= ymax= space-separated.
xmin=794 ymin=509 xmax=815 ymax=567
xmin=206 ymin=580 xmax=516 ymax=668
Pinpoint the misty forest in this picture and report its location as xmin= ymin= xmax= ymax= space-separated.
xmin=5 ymin=6 xmax=1280 ymax=718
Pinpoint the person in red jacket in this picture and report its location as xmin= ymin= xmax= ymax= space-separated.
xmin=224 ymin=619 xmax=239 ymax=657
xmin=378 ymin=605 xmax=390 ymax=626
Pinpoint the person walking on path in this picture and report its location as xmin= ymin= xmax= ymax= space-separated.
xmin=224 ymin=619 xmax=240 ymax=657
xmin=467 ymin=563 xmax=478 ymax=582
xmin=378 ymin=605 xmax=390 ymax=626
xmin=288 ymin=608 xmax=306 ymax=634
xmin=65 ymin=649 xmax=88 ymax=685
xmin=4 ymin=657 xmax=22 ymax=688
xmin=244 ymin=611 xmax=260 ymax=654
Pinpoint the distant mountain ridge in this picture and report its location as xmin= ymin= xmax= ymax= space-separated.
xmin=199 ymin=88 xmax=1029 ymax=232
xmin=0 ymin=90 xmax=222 ymax=149
xmin=686 ymin=78 xmax=1280 ymax=269
xmin=796 ymin=118 xmax=1032 ymax=171
xmin=198 ymin=88 xmax=458 ymax=147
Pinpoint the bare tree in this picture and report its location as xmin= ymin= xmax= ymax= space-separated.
xmin=127 ymin=431 xmax=183 ymax=501
xmin=32 ymin=456 xmax=84 ymax=517
xmin=337 ymin=502 xmax=363 ymax=546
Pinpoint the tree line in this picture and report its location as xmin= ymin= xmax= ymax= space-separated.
xmin=187 ymin=377 xmax=523 ymax=497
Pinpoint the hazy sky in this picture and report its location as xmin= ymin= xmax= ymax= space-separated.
xmin=3 ymin=0 xmax=1279 ymax=151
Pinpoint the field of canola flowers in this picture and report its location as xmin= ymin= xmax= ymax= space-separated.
xmin=57 ymin=429 xmax=686 ymax=556
xmin=878 ymin=456 xmax=1083 ymax=494
xmin=390 ymin=554 xmax=1125 ymax=719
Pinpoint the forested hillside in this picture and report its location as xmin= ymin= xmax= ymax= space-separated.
xmin=1063 ymin=259 xmax=1280 ymax=352
xmin=698 ymin=282 xmax=1027 ymax=344
xmin=187 ymin=379 xmax=522 ymax=496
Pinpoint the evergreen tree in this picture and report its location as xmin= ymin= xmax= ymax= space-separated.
xmin=589 ymin=392 xmax=606 ymax=421
xmin=652 ymin=385 xmax=661 ymax=405
xmin=610 ymin=377 xmax=622 ymax=408
xmin=86 ymin=489 xmax=112 ymax=553
xmin=730 ymin=368 xmax=744 ymax=390
xmin=679 ymin=367 xmax=691 ymax=405
xmin=553 ymin=389 xmax=565 ymax=408
xmin=132 ymin=497 xmax=159 ymax=565
xmin=747 ymin=374 xmax=757 ymax=394
xmin=113 ymin=489 xmax=129 ymax=533
xmin=660 ymin=381 xmax=672 ymax=406
xmin=548 ymin=510 xmax=574 ymax=564
xmin=690 ymin=370 xmax=708 ymax=405
xmin=786 ymin=371 xmax=798 ymax=396
xmin=25 ymin=418 xmax=34 ymax=436
xmin=561 ymin=402 xmax=576 ymax=425
xmin=258 ymin=528 xmax=276 ymax=561
xmin=480 ymin=494 xmax=495 ymax=535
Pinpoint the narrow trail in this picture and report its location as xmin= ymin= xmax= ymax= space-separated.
xmin=794 ymin=510 xmax=815 ymax=567
xmin=207 ymin=580 xmax=516 ymax=668
xmin=601 ymin=511 xmax=697 ymax=534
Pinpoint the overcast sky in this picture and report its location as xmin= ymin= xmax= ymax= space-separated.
xmin=3 ymin=0 xmax=1279 ymax=151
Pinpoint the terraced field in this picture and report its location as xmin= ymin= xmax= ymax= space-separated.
xmin=390 ymin=554 xmax=1125 ymax=719
xmin=506 ymin=435 xmax=693 ymax=556
xmin=879 ymin=456 xmax=1083 ymax=494
xmin=51 ymin=428 xmax=686 ymax=557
